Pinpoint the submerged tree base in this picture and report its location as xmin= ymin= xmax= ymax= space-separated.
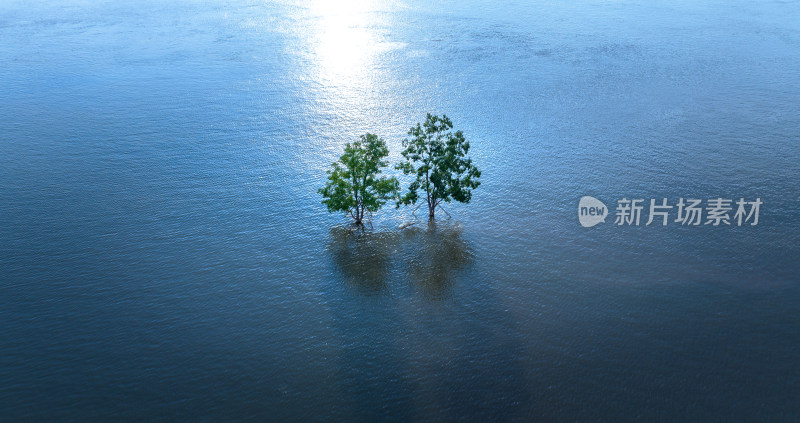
xmin=411 ymin=203 xmax=452 ymax=221
xmin=342 ymin=216 xmax=375 ymax=233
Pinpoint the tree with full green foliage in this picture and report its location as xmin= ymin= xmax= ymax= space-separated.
xmin=396 ymin=114 xmax=481 ymax=219
xmin=319 ymin=133 xmax=400 ymax=225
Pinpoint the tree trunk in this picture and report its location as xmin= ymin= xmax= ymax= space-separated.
xmin=425 ymin=166 xmax=434 ymax=220
xmin=353 ymin=205 xmax=364 ymax=225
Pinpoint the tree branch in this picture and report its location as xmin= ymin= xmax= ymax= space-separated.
xmin=437 ymin=203 xmax=452 ymax=219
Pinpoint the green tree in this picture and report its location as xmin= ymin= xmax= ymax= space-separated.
xmin=319 ymin=133 xmax=400 ymax=225
xmin=396 ymin=114 xmax=481 ymax=219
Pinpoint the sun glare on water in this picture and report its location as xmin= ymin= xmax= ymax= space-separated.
xmin=306 ymin=0 xmax=404 ymax=85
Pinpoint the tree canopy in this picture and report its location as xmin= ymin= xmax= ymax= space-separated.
xmin=396 ymin=114 xmax=481 ymax=219
xmin=319 ymin=133 xmax=400 ymax=225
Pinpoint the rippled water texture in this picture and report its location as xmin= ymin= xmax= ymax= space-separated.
xmin=2 ymin=0 xmax=800 ymax=421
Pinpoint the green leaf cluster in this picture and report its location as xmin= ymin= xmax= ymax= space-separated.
xmin=396 ymin=113 xmax=481 ymax=218
xmin=319 ymin=114 xmax=481 ymax=224
xmin=318 ymin=133 xmax=399 ymax=224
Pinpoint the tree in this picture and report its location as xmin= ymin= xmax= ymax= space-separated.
xmin=319 ymin=133 xmax=400 ymax=225
xmin=396 ymin=114 xmax=481 ymax=219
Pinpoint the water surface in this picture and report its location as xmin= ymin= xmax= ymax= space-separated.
xmin=2 ymin=0 xmax=800 ymax=421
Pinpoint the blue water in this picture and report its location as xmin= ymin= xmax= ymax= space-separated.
xmin=2 ymin=0 xmax=800 ymax=421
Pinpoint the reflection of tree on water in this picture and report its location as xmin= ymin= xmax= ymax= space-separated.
xmin=326 ymin=221 xmax=472 ymax=298
xmin=327 ymin=226 xmax=394 ymax=294
xmin=402 ymin=221 xmax=472 ymax=299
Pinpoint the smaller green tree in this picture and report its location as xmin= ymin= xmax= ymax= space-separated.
xmin=319 ymin=133 xmax=400 ymax=225
xmin=396 ymin=114 xmax=481 ymax=219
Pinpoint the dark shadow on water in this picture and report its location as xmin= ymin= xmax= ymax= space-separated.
xmin=327 ymin=221 xmax=473 ymax=298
